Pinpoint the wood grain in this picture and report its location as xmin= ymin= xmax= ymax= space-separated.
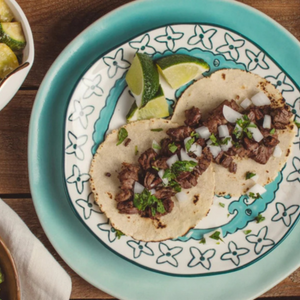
xmin=1 ymin=0 xmax=300 ymax=299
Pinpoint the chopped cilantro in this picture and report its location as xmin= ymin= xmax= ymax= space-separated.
xmin=220 ymin=137 xmax=231 ymax=145
xmin=209 ymin=133 xmax=220 ymax=146
xmin=219 ymin=202 xmax=225 ymax=208
xmin=116 ymin=128 xmax=128 ymax=145
xmin=270 ymin=128 xmax=275 ymax=134
xmin=255 ymin=214 xmax=265 ymax=223
xmin=115 ymin=229 xmax=124 ymax=239
xmin=169 ymin=180 xmax=181 ymax=192
xmin=199 ymin=238 xmax=206 ymax=244
xmin=151 ymin=128 xmax=163 ymax=132
xmin=135 ymin=145 xmax=139 ymax=156
xmin=152 ymin=166 xmax=159 ymax=171
xmin=227 ymin=213 xmax=230 ymax=217
xmin=185 ymin=137 xmax=195 ymax=152
xmin=133 ymin=189 xmax=165 ymax=216
xmin=152 ymin=142 xmax=161 ymax=150
xmin=232 ymin=140 xmax=241 ymax=148
xmin=249 ymin=192 xmax=262 ymax=200
xmin=171 ymin=160 xmax=197 ymax=176
xmin=243 ymin=230 xmax=252 ymax=235
xmin=233 ymin=115 xmax=257 ymax=140
xmin=246 ymin=172 xmax=256 ymax=180
xmin=191 ymin=131 xmax=200 ymax=138
xmin=162 ymin=169 xmax=181 ymax=192
xmin=168 ymin=142 xmax=178 ymax=153
xmin=209 ymin=231 xmax=224 ymax=242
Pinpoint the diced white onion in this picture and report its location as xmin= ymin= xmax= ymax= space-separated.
xmin=176 ymin=191 xmax=189 ymax=202
xmin=223 ymin=105 xmax=243 ymax=123
xmin=273 ymin=145 xmax=282 ymax=157
xmin=180 ymin=149 xmax=198 ymax=163
xmin=206 ymin=139 xmax=212 ymax=145
xmin=134 ymin=182 xmax=145 ymax=194
xmin=251 ymin=174 xmax=259 ymax=183
xmin=251 ymin=92 xmax=271 ymax=106
xmin=218 ymin=125 xmax=229 ymax=138
xmin=263 ymin=115 xmax=271 ymax=129
xmin=166 ymin=154 xmax=179 ymax=168
xmin=152 ymin=140 xmax=160 ymax=153
xmin=247 ymin=125 xmax=264 ymax=142
xmin=190 ymin=143 xmax=202 ymax=157
xmin=158 ymin=169 xmax=169 ymax=185
xmin=240 ymin=98 xmax=252 ymax=109
xmin=220 ymin=136 xmax=232 ymax=152
xmin=149 ymin=189 xmax=156 ymax=195
xmin=247 ymin=184 xmax=267 ymax=197
xmin=208 ymin=145 xmax=222 ymax=158
xmin=195 ymin=126 xmax=211 ymax=140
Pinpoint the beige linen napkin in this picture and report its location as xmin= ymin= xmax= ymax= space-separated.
xmin=0 ymin=199 xmax=72 ymax=300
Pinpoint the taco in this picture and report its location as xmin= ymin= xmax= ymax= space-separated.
xmin=90 ymin=119 xmax=215 ymax=242
xmin=172 ymin=69 xmax=296 ymax=197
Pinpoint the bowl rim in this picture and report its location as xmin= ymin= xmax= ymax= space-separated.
xmin=0 ymin=236 xmax=21 ymax=300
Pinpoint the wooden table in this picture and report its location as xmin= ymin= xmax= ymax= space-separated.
xmin=1 ymin=0 xmax=300 ymax=299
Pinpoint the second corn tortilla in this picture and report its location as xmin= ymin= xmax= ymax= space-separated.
xmin=172 ymin=69 xmax=295 ymax=197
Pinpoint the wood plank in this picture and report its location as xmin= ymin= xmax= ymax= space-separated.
xmin=11 ymin=0 xmax=300 ymax=88
xmin=0 ymin=90 xmax=34 ymax=195
xmin=3 ymin=198 xmax=300 ymax=299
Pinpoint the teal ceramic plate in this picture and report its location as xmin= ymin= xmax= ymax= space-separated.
xmin=29 ymin=0 xmax=300 ymax=299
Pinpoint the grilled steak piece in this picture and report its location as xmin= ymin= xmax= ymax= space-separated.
xmin=144 ymin=171 xmax=162 ymax=190
xmin=252 ymin=145 xmax=274 ymax=164
xmin=117 ymin=200 xmax=139 ymax=214
xmin=229 ymin=161 xmax=237 ymax=173
xmin=166 ymin=126 xmax=193 ymax=141
xmin=152 ymin=156 xmax=169 ymax=170
xmin=118 ymin=163 xmax=139 ymax=190
xmin=195 ymin=137 xmax=206 ymax=147
xmin=115 ymin=189 xmax=133 ymax=202
xmin=263 ymin=135 xmax=280 ymax=148
xmin=155 ymin=187 xmax=176 ymax=200
xmin=193 ymin=148 xmax=213 ymax=176
xmin=160 ymin=138 xmax=181 ymax=157
xmin=138 ymin=148 xmax=157 ymax=170
xmin=176 ymin=173 xmax=198 ymax=189
xmin=248 ymin=107 xmax=264 ymax=121
xmin=214 ymin=151 xmax=224 ymax=164
xmin=185 ymin=106 xmax=202 ymax=127
xmin=203 ymin=100 xmax=239 ymax=133
xmin=243 ymin=137 xmax=259 ymax=152
xmin=220 ymin=154 xmax=233 ymax=168
xmin=271 ymin=106 xmax=293 ymax=128
xmin=163 ymin=199 xmax=174 ymax=214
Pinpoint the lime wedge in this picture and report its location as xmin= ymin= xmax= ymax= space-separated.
xmin=126 ymin=102 xmax=139 ymax=122
xmin=126 ymin=53 xmax=159 ymax=108
xmin=156 ymin=54 xmax=209 ymax=89
xmin=127 ymin=85 xmax=169 ymax=122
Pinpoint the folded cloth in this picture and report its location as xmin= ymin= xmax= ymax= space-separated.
xmin=0 ymin=199 xmax=72 ymax=300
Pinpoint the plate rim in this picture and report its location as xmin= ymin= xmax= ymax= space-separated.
xmin=28 ymin=0 xmax=300 ymax=299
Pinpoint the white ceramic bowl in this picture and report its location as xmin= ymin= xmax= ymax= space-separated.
xmin=0 ymin=0 xmax=34 ymax=111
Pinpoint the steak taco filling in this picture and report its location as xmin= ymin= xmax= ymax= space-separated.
xmin=115 ymin=122 xmax=213 ymax=219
